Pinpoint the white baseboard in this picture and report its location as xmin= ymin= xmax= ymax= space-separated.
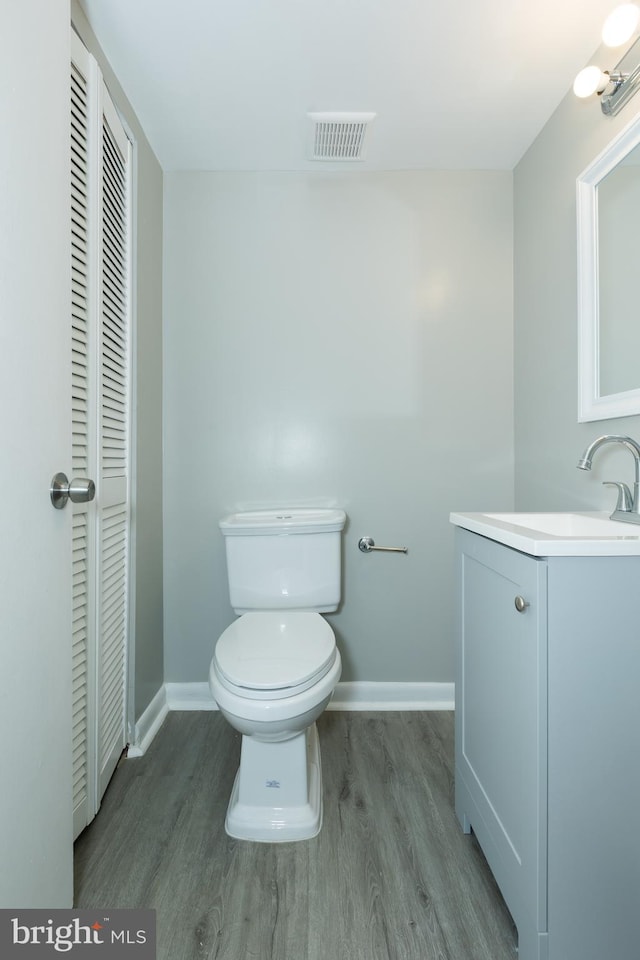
xmin=328 ymin=681 xmax=454 ymax=711
xmin=165 ymin=681 xmax=217 ymax=711
xmin=163 ymin=680 xmax=454 ymax=713
xmin=127 ymin=685 xmax=169 ymax=757
xmin=128 ymin=680 xmax=454 ymax=756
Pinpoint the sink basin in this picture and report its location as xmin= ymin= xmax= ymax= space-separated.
xmin=481 ymin=511 xmax=638 ymax=538
xmin=450 ymin=510 xmax=640 ymax=556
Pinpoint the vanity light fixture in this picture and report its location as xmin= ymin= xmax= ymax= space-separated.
xmin=602 ymin=3 xmax=640 ymax=46
xmin=573 ymin=65 xmax=623 ymax=98
xmin=573 ymin=3 xmax=640 ymax=114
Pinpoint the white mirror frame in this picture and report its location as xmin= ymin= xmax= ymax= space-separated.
xmin=577 ymin=114 xmax=640 ymax=422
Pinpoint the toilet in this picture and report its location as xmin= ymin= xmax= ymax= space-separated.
xmin=209 ymin=507 xmax=346 ymax=842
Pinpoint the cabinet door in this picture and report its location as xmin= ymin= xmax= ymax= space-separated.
xmin=455 ymin=529 xmax=547 ymax=938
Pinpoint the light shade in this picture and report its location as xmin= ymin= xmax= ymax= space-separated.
xmin=573 ymin=65 xmax=609 ymax=97
xmin=602 ymin=4 xmax=640 ymax=47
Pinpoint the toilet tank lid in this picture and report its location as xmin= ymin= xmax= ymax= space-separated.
xmin=220 ymin=508 xmax=346 ymax=536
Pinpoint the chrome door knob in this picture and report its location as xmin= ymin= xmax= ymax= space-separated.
xmin=50 ymin=472 xmax=96 ymax=509
xmin=514 ymin=595 xmax=530 ymax=613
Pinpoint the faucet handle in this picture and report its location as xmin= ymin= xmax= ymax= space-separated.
xmin=603 ymin=481 xmax=633 ymax=512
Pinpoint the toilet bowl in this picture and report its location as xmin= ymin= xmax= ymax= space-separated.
xmin=210 ymin=611 xmax=341 ymax=840
xmin=210 ymin=508 xmax=346 ymax=842
xmin=210 ymin=611 xmax=341 ymax=739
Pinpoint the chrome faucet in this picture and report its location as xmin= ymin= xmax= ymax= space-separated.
xmin=577 ymin=434 xmax=640 ymax=525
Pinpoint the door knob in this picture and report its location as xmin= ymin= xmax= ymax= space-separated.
xmin=50 ymin=472 xmax=96 ymax=509
xmin=514 ymin=595 xmax=530 ymax=613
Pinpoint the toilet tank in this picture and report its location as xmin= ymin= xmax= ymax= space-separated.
xmin=220 ymin=509 xmax=346 ymax=614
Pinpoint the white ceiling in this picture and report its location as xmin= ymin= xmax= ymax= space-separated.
xmin=78 ymin=0 xmax=619 ymax=172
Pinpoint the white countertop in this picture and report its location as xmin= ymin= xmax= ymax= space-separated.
xmin=450 ymin=510 xmax=640 ymax=557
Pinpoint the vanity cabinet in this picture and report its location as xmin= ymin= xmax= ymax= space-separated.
xmin=454 ymin=527 xmax=640 ymax=960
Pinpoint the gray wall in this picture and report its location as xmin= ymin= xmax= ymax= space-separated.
xmin=514 ymin=45 xmax=640 ymax=511
xmin=163 ymin=170 xmax=514 ymax=684
xmin=72 ymin=1 xmax=164 ymax=720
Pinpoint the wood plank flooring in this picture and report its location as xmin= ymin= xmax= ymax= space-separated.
xmin=74 ymin=711 xmax=517 ymax=960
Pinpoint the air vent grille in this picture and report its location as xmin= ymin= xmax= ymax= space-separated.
xmin=308 ymin=112 xmax=376 ymax=161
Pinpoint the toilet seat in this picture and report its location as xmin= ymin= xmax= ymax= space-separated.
xmin=214 ymin=611 xmax=337 ymax=701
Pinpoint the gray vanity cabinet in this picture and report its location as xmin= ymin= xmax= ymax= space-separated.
xmin=454 ymin=527 xmax=640 ymax=960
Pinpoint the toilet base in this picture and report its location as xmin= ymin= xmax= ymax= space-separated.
xmin=225 ymin=723 xmax=323 ymax=842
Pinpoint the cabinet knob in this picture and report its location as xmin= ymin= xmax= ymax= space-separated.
xmin=514 ymin=595 xmax=530 ymax=613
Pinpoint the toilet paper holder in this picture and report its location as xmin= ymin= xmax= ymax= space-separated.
xmin=358 ymin=537 xmax=408 ymax=554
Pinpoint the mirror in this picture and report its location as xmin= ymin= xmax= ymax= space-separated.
xmin=577 ymin=114 xmax=640 ymax=421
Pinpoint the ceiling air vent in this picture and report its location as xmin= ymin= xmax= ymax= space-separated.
xmin=308 ymin=112 xmax=376 ymax=161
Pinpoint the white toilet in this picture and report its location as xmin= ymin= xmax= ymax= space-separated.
xmin=209 ymin=507 xmax=346 ymax=842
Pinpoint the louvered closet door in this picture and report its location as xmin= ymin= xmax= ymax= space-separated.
xmin=70 ymin=33 xmax=131 ymax=839
xmin=71 ymin=41 xmax=95 ymax=840
xmin=96 ymin=88 xmax=131 ymax=800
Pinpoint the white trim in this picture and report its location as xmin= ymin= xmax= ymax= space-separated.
xmin=162 ymin=680 xmax=454 ymax=713
xmin=129 ymin=681 xmax=454 ymax=755
xmin=165 ymin=682 xmax=218 ymax=711
xmin=328 ymin=681 xmax=454 ymax=711
xmin=127 ymin=686 xmax=169 ymax=757
xmin=123 ymin=112 xmax=138 ymax=750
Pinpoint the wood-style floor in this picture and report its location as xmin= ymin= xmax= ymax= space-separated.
xmin=74 ymin=711 xmax=517 ymax=960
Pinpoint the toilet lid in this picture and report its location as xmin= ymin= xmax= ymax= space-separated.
xmin=214 ymin=612 xmax=336 ymax=692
